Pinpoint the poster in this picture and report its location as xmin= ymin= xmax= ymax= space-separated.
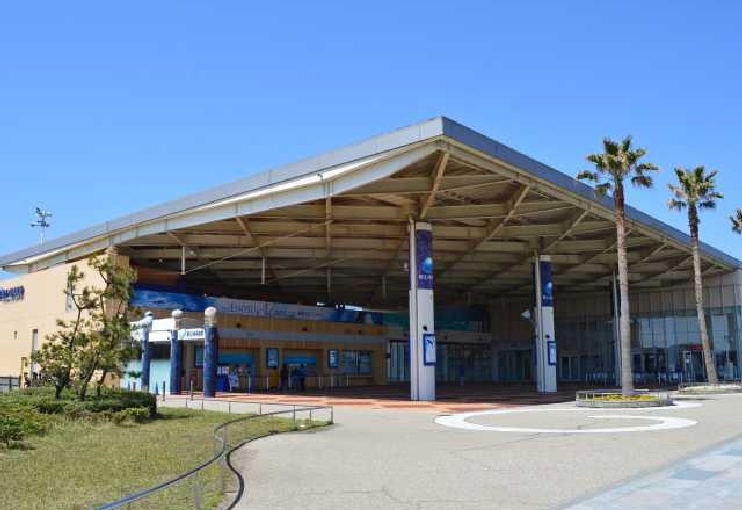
xmin=228 ymin=370 xmax=239 ymax=390
xmin=266 ymin=348 xmax=279 ymax=369
xmin=423 ymin=333 xmax=436 ymax=366
xmin=328 ymin=349 xmax=339 ymax=369
xmin=547 ymin=340 xmax=557 ymax=366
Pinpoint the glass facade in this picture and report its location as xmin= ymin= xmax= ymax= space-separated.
xmin=388 ymin=341 xmax=492 ymax=382
xmin=489 ymin=276 xmax=742 ymax=385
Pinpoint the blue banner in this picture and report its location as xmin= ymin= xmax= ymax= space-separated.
xmin=540 ymin=261 xmax=553 ymax=307
xmin=132 ymin=287 xmax=384 ymax=324
xmin=416 ymin=228 xmax=434 ymax=289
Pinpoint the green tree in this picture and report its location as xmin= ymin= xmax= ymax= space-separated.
xmin=668 ymin=167 xmax=723 ymax=384
xmin=730 ymin=208 xmax=742 ymax=234
xmin=32 ymin=253 xmax=139 ymax=400
xmin=578 ymin=137 xmax=658 ymax=394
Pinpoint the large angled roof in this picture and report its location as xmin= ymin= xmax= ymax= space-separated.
xmin=2 ymin=117 xmax=738 ymax=304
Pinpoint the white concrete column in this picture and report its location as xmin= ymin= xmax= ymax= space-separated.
xmin=409 ymin=221 xmax=436 ymax=401
xmin=533 ymin=255 xmax=557 ymax=393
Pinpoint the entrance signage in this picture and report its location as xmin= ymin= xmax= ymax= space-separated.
xmin=0 ymin=285 xmax=25 ymax=302
xmin=179 ymin=328 xmax=206 ymax=342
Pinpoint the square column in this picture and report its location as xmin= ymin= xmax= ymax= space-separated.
xmin=409 ymin=221 xmax=436 ymax=401
xmin=533 ymin=255 xmax=557 ymax=393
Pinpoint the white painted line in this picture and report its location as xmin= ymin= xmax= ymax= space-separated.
xmin=435 ymin=405 xmax=698 ymax=434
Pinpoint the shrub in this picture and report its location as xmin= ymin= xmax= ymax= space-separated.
xmin=0 ymin=415 xmax=25 ymax=448
xmin=112 ymin=407 xmax=151 ymax=425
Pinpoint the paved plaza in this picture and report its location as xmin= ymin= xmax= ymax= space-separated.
xmin=213 ymin=391 xmax=742 ymax=510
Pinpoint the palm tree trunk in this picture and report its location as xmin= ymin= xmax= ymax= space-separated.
xmin=690 ymin=214 xmax=718 ymax=384
xmin=614 ymin=184 xmax=634 ymax=395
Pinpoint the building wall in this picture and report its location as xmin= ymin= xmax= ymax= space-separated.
xmin=0 ymin=258 xmax=112 ymax=378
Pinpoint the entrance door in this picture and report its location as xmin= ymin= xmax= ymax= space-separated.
xmin=498 ymin=350 xmax=531 ymax=381
xmin=560 ymin=355 xmax=580 ymax=381
xmin=682 ymin=350 xmax=705 ymax=382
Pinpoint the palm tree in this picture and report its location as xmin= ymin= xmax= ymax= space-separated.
xmin=669 ymin=167 xmax=723 ymax=385
xmin=578 ymin=137 xmax=658 ymax=394
xmin=731 ymin=208 xmax=742 ymax=234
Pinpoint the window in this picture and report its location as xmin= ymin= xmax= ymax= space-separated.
xmin=13 ymin=331 xmax=17 ymax=342
xmin=31 ymin=329 xmax=39 ymax=352
xmin=341 ymin=350 xmax=373 ymax=375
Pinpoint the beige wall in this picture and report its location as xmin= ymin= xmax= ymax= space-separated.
xmin=0 ymin=258 xmax=115 ymax=377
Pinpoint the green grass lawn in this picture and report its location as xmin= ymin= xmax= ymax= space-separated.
xmin=0 ymin=406 xmax=319 ymax=510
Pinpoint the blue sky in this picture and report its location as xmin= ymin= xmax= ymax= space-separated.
xmin=1 ymin=1 xmax=740 ymax=279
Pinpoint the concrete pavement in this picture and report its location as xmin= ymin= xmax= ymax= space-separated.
xmin=231 ymin=393 xmax=742 ymax=510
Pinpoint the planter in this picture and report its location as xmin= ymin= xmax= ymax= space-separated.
xmin=576 ymin=390 xmax=673 ymax=408
xmin=678 ymin=383 xmax=742 ymax=395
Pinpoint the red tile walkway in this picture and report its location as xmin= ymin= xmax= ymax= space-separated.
xmin=166 ymin=383 xmax=584 ymax=413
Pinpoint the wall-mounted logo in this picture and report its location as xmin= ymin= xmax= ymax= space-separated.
xmin=0 ymin=285 xmax=25 ymax=302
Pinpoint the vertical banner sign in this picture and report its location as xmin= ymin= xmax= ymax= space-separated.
xmin=416 ymin=228 xmax=434 ymax=290
xmin=540 ymin=261 xmax=553 ymax=307
xmin=328 ymin=349 xmax=339 ymax=369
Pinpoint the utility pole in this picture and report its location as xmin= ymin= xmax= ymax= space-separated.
xmin=31 ymin=207 xmax=52 ymax=244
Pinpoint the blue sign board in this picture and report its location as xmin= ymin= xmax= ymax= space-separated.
xmin=0 ymin=285 xmax=25 ymax=302
xmin=423 ymin=333 xmax=436 ymax=366
xmin=416 ymin=229 xmax=433 ymax=289
xmin=328 ymin=349 xmax=339 ymax=369
xmin=266 ymin=348 xmax=279 ymax=369
xmin=540 ymin=261 xmax=553 ymax=307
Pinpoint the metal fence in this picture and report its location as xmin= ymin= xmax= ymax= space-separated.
xmin=0 ymin=375 xmax=20 ymax=393
xmin=90 ymin=399 xmax=333 ymax=510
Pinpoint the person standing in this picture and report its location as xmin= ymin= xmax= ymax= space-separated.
xmin=279 ymin=363 xmax=289 ymax=392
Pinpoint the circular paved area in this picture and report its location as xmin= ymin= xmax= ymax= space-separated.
xmin=229 ymin=393 xmax=742 ymax=510
xmin=435 ymin=401 xmax=700 ymax=433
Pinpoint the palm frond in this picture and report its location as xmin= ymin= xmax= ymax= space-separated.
xmin=668 ymin=198 xmax=686 ymax=211
xmin=595 ymin=182 xmax=612 ymax=197
xmin=731 ymin=208 xmax=742 ymax=234
xmin=577 ymin=170 xmax=600 ymax=182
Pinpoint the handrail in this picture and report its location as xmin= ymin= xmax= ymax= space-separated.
xmin=89 ymin=399 xmax=333 ymax=510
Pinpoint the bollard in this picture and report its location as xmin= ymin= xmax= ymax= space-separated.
xmin=293 ymin=406 xmax=296 ymax=427
xmin=190 ymin=379 xmax=194 ymax=400
xmin=228 ymin=401 xmax=231 ymax=415
xmin=162 ymin=380 xmax=166 ymax=401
